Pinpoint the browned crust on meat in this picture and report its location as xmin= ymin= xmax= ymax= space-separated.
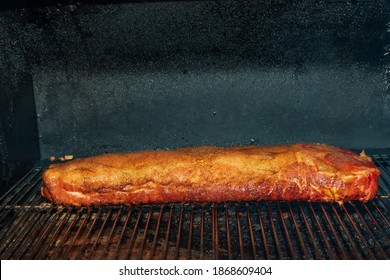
xmin=41 ymin=143 xmax=380 ymax=206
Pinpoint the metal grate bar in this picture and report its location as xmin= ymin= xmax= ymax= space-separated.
xmin=135 ymin=207 xmax=152 ymax=260
xmin=113 ymin=207 xmax=132 ymax=259
xmin=100 ymin=207 xmax=124 ymax=260
xmin=371 ymin=198 xmax=390 ymax=226
xmin=199 ymin=204 xmax=205 ymax=259
xmin=361 ymin=203 xmax=390 ymax=243
xmin=266 ymin=202 xmax=283 ymax=259
xmin=377 ymin=196 xmax=390 ymax=214
xmin=211 ymin=204 xmax=218 ymax=259
xmin=124 ymin=207 xmax=143 ymax=259
xmin=277 ymin=202 xmax=296 ymax=259
xmin=62 ymin=208 xmax=93 ymax=259
xmin=0 ymin=172 xmax=43 ymax=228
xmin=376 ymin=155 xmax=390 ymax=177
xmin=235 ymin=203 xmax=245 ymax=259
xmin=174 ymin=206 xmax=184 ymax=259
xmin=340 ymin=204 xmax=379 ymax=259
xmin=344 ymin=204 xmax=389 ymax=259
xmin=256 ymin=203 xmax=270 ymax=259
xmin=2 ymin=171 xmax=43 ymax=210
xmin=74 ymin=207 xmax=103 ymax=259
xmin=86 ymin=208 xmax=113 ymax=259
xmin=224 ymin=203 xmax=232 ymax=259
xmin=0 ymin=168 xmax=39 ymax=208
xmin=315 ymin=204 xmax=347 ymax=259
xmin=26 ymin=207 xmax=65 ymax=259
xmin=161 ymin=205 xmax=173 ymax=260
xmin=9 ymin=205 xmax=55 ymax=259
xmin=51 ymin=208 xmax=85 ymax=259
xmin=372 ymin=156 xmax=390 ymax=197
xmin=3 ymin=210 xmax=43 ymax=259
xmin=34 ymin=208 xmax=73 ymax=259
xmin=329 ymin=204 xmax=367 ymax=259
xmin=186 ymin=205 xmax=194 ymax=260
xmin=0 ymin=191 xmax=46 ymax=257
xmin=379 ymin=180 xmax=390 ymax=198
xmin=287 ymin=203 xmax=309 ymax=259
xmin=298 ymin=204 xmax=327 ymax=259
xmin=146 ymin=206 xmax=163 ymax=260
xmin=245 ymin=203 xmax=257 ymax=259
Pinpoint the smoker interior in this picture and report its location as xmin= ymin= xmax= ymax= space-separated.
xmin=1 ymin=0 xmax=390 ymax=259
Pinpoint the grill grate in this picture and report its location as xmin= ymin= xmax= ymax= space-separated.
xmin=0 ymin=153 xmax=389 ymax=260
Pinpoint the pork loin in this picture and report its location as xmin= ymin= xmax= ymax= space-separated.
xmin=41 ymin=143 xmax=380 ymax=206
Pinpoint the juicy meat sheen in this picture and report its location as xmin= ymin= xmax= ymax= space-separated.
xmin=41 ymin=143 xmax=380 ymax=206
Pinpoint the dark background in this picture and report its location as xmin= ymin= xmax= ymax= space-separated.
xmin=1 ymin=0 xmax=390 ymax=189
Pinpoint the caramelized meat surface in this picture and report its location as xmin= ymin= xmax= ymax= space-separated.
xmin=41 ymin=143 xmax=380 ymax=206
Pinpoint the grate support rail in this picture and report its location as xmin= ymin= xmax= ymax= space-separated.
xmin=0 ymin=153 xmax=389 ymax=260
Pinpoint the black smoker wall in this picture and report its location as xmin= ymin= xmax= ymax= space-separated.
xmin=0 ymin=1 xmax=390 ymax=174
xmin=0 ymin=13 xmax=40 ymax=191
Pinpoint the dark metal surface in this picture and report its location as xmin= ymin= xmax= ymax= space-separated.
xmin=0 ymin=72 xmax=40 ymax=195
xmin=34 ymin=0 xmax=390 ymax=158
xmin=0 ymin=4 xmax=41 ymax=194
xmin=1 ymin=1 xmax=389 ymax=159
xmin=0 ymin=152 xmax=389 ymax=260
